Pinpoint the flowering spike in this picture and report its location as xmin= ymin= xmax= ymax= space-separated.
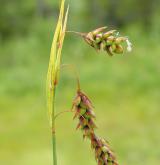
xmin=72 ymin=90 xmax=119 ymax=165
xmin=82 ymin=26 xmax=132 ymax=56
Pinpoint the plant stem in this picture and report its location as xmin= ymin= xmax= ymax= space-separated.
xmin=66 ymin=30 xmax=86 ymax=37
xmin=52 ymin=88 xmax=57 ymax=165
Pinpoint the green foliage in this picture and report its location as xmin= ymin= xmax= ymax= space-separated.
xmin=0 ymin=0 xmax=35 ymax=38
xmin=0 ymin=19 xmax=160 ymax=164
xmin=0 ymin=0 xmax=160 ymax=39
xmin=0 ymin=1 xmax=160 ymax=165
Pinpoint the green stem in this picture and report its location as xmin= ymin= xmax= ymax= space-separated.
xmin=52 ymin=88 xmax=57 ymax=165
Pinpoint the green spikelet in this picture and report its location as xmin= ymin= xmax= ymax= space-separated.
xmin=82 ymin=27 xmax=132 ymax=56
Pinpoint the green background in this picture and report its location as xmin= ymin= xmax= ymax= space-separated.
xmin=0 ymin=0 xmax=160 ymax=165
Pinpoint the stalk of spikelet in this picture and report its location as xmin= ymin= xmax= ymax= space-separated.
xmin=72 ymin=90 xmax=118 ymax=165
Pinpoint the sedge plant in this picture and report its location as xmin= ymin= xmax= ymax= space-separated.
xmin=46 ymin=0 xmax=132 ymax=165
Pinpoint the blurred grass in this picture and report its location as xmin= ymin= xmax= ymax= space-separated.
xmin=0 ymin=19 xmax=160 ymax=165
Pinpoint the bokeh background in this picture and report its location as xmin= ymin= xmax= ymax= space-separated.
xmin=0 ymin=0 xmax=160 ymax=165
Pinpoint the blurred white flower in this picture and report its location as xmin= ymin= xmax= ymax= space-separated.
xmin=126 ymin=39 xmax=132 ymax=52
xmin=116 ymin=32 xmax=119 ymax=36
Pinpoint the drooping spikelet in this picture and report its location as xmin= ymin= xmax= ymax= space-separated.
xmin=72 ymin=90 xmax=118 ymax=165
xmin=90 ymin=133 xmax=118 ymax=165
xmin=83 ymin=27 xmax=132 ymax=56
xmin=72 ymin=90 xmax=96 ymax=138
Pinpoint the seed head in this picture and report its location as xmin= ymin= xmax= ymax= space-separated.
xmin=72 ymin=90 xmax=96 ymax=138
xmin=83 ymin=27 xmax=132 ymax=56
xmin=72 ymin=90 xmax=119 ymax=165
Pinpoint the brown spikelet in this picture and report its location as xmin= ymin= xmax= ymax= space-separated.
xmin=72 ymin=90 xmax=119 ymax=165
